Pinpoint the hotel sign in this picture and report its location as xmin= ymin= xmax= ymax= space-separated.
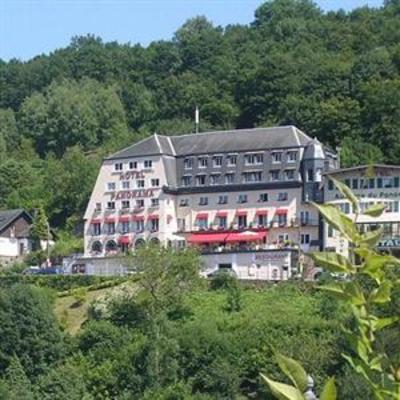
xmin=110 ymin=189 xmax=155 ymax=200
xmin=335 ymin=191 xmax=400 ymax=200
xmin=378 ymin=238 xmax=400 ymax=248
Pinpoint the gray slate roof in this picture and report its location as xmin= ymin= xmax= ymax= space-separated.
xmin=0 ymin=209 xmax=32 ymax=234
xmin=107 ymin=126 xmax=313 ymax=159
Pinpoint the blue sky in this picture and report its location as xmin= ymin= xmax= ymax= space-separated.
xmin=0 ymin=0 xmax=384 ymax=61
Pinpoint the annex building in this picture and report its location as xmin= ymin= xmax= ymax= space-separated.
xmin=82 ymin=126 xmax=339 ymax=279
xmin=323 ymin=165 xmax=400 ymax=258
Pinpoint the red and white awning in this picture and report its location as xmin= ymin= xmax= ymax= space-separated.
xmin=255 ymin=210 xmax=268 ymax=216
xmin=105 ymin=216 xmax=116 ymax=223
xmin=216 ymin=211 xmax=228 ymax=217
xmin=90 ymin=218 xmax=102 ymax=224
xmin=196 ymin=213 xmax=209 ymax=220
xmin=275 ymin=208 xmax=288 ymax=215
xmin=118 ymin=235 xmax=131 ymax=244
xmin=119 ymin=215 xmax=131 ymax=222
xmin=235 ymin=210 xmax=247 ymax=217
xmin=188 ymin=232 xmax=228 ymax=244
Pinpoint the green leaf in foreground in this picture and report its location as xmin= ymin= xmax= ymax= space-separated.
xmin=310 ymin=252 xmax=354 ymax=273
xmin=275 ymin=353 xmax=308 ymax=392
xmin=363 ymin=203 xmax=386 ymax=217
xmin=320 ymin=377 xmax=337 ymax=400
xmin=330 ymin=177 xmax=359 ymax=214
xmin=260 ymin=374 xmax=304 ymax=400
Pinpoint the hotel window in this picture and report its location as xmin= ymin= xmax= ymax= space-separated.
xmin=238 ymin=194 xmax=248 ymax=203
xmin=344 ymin=179 xmax=351 ymax=187
xmin=122 ymin=181 xmax=130 ymax=190
xmin=136 ymin=220 xmax=144 ymax=232
xmin=238 ymin=215 xmax=247 ymax=228
xmin=259 ymin=193 xmax=268 ymax=202
xmin=213 ymin=156 xmax=223 ymax=167
xmin=227 ymin=154 xmax=237 ymax=166
xmin=196 ymin=175 xmax=207 ymax=186
xmin=121 ymin=200 xmax=130 ymax=209
xmin=383 ymin=177 xmax=393 ymax=188
xmin=218 ymin=216 xmax=227 ymax=229
xmin=225 ymin=173 xmax=234 ymax=184
xmin=150 ymin=218 xmax=159 ymax=232
xmin=137 ymin=179 xmax=145 ymax=188
xmin=245 ymin=153 xmax=263 ymax=165
xmin=278 ymin=233 xmax=289 ymax=243
xmin=107 ymin=201 xmax=115 ymax=210
xmin=151 ymin=198 xmax=159 ymax=207
xmin=144 ymin=160 xmax=153 ymax=169
xmin=272 ymin=152 xmax=282 ymax=163
xmin=183 ymin=158 xmax=193 ymax=169
xmin=258 ymin=214 xmax=268 ymax=227
xmin=352 ymin=179 xmax=359 ymax=189
xmin=210 ymin=174 xmax=220 ymax=185
xmin=114 ymin=163 xmax=123 ymax=171
xmin=369 ymin=178 xmax=375 ymax=189
xmin=278 ymin=192 xmax=288 ymax=201
xmin=287 ymin=151 xmax=297 ymax=162
xmin=107 ymin=222 xmax=115 ymax=235
xmin=377 ymin=178 xmax=383 ymax=188
xmin=151 ymin=179 xmax=160 ymax=187
xmin=199 ymin=197 xmax=208 ymax=206
xmin=92 ymin=223 xmax=101 ymax=236
xmin=198 ymin=157 xmax=208 ymax=168
xmin=181 ymin=176 xmax=192 ymax=187
xmin=328 ymin=180 xmax=334 ymax=191
xmin=243 ymin=171 xmax=262 ymax=183
xmin=285 ymin=169 xmax=295 ymax=181
xmin=218 ymin=195 xmax=228 ymax=204
xmin=107 ymin=182 xmax=116 ymax=191
xmin=360 ymin=179 xmax=369 ymax=189
xmin=136 ymin=199 xmax=144 ymax=208
xmin=177 ymin=218 xmax=186 ymax=231
xmin=300 ymin=211 xmax=309 ymax=225
xmin=121 ymin=222 xmax=130 ymax=234
xmin=270 ymin=170 xmax=280 ymax=181
xmin=307 ymin=169 xmax=314 ymax=182
xmin=95 ymin=203 xmax=102 ymax=211
xmin=278 ymin=214 xmax=287 ymax=226
xmin=129 ymin=161 xmax=137 ymax=170
xmin=301 ymin=234 xmax=310 ymax=244
xmin=179 ymin=198 xmax=189 ymax=207
xmin=198 ymin=217 xmax=208 ymax=230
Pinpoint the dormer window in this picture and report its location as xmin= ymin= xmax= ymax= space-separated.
xmin=287 ymin=151 xmax=297 ymax=162
xmin=212 ymin=156 xmax=223 ymax=167
xmin=198 ymin=157 xmax=208 ymax=168
xmin=272 ymin=152 xmax=282 ymax=163
xmin=184 ymin=158 xmax=193 ymax=169
xmin=245 ymin=153 xmax=263 ymax=165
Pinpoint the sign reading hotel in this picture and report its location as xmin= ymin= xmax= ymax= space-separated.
xmin=378 ymin=238 xmax=400 ymax=248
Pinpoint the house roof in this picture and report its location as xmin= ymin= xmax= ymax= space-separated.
xmin=106 ymin=126 xmax=314 ymax=160
xmin=0 ymin=209 xmax=32 ymax=235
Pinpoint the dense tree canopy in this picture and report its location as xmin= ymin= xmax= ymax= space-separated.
xmin=0 ymin=0 xmax=399 ymax=231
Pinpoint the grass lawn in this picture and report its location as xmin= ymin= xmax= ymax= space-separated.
xmin=54 ymin=287 xmax=112 ymax=335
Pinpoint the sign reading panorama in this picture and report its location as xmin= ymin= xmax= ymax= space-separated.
xmin=335 ymin=192 xmax=400 ymax=200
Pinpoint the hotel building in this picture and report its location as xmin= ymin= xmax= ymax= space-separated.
xmin=323 ymin=165 xmax=400 ymax=258
xmin=83 ymin=126 xmax=338 ymax=279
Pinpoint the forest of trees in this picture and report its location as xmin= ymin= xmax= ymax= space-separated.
xmin=0 ymin=0 xmax=400 ymax=233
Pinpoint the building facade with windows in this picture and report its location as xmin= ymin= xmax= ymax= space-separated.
xmin=323 ymin=165 xmax=400 ymax=258
xmin=83 ymin=126 xmax=338 ymax=279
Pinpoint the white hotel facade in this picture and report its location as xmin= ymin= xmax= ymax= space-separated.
xmin=83 ymin=126 xmax=339 ymax=279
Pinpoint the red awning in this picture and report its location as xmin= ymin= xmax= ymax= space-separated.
xmin=226 ymin=231 xmax=266 ymax=243
xmin=256 ymin=210 xmax=268 ymax=216
xmin=132 ymin=215 xmax=145 ymax=221
xmin=276 ymin=208 xmax=288 ymax=215
xmin=188 ymin=232 xmax=228 ymax=244
xmin=119 ymin=215 xmax=131 ymax=222
xmin=91 ymin=218 xmax=102 ymax=224
xmin=216 ymin=211 xmax=228 ymax=217
xmin=118 ymin=236 xmax=131 ymax=244
xmin=148 ymin=214 xmax=159 ymax=220
xmin=196 ymin=213 xmax=208 ymax=219
xmin=105 ymin=216 xmax=116 ymax=223
xmin=236 ymin=210 xmax=247 ymax=217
